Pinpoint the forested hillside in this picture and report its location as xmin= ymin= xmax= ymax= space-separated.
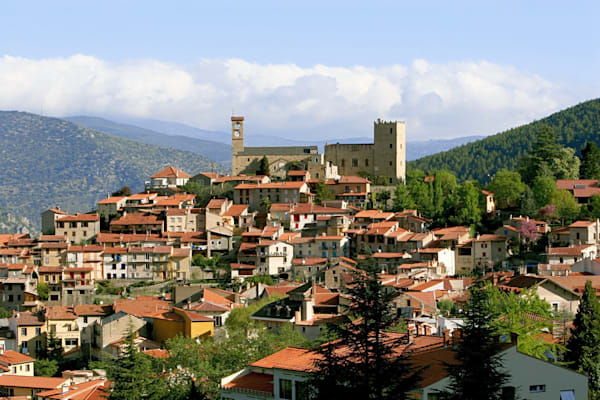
xmin=0 ymin=111 xmax=226 ymax=233
xmin=409 ymin=99 xmax=600 ymax=182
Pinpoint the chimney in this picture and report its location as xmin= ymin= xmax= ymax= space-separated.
xmin=62 ymin=385 xmax=69 ymax=394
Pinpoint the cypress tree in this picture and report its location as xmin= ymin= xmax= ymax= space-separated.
xmin=258 ymin=156 xmax=270 ymax=176
xmin=565 ymin=281 xmax=600 ymax=398
xmin=437 ymin=284 xmax=510 ymax=400
xmin=580 ymin=142 xmax=600 ymax=180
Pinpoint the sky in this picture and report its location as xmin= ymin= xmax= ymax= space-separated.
xmin=0 ymin=1 xmax=599 ymax=141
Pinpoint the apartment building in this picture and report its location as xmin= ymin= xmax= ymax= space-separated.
xmin=55 ymin=214 xmax=100 ymax=244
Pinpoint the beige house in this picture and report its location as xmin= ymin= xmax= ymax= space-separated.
xmin=255 ymin=240 xmax=294 ymax=275
xmin=8 ymin=312 xmax=45 ymax=357
xmin=65 ymin=245 xmax=103 ymax=281
xmin=97 ymin=195 xmax=127 ymax=217
xmin=55 ymin=214 xmax=100 ymax=244
xmin=568 ymin=220 xmax=600 ymax=245
xmin=0 ymin=348 xmax=35 ymax=376
xmin=546 ymin=244 xmax=597 ymax=264
xmin=44 ymin=306 xmax=80 ymax=354
xmin=473 ymin=234 xmax=509 ymax=269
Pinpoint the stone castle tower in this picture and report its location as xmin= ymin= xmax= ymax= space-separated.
xmin=323 ymin=119 xmax=406 ymax=184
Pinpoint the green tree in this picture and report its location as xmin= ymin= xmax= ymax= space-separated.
xmin=310 ymin=254 xmax=421 ymax=400
xmin=532 ymin=175 xmax=557 ymax=208
xmin=0 ymin=306 xmax=10 ymax=318
xmin=39 ymin=331 xmax=63 ymax=362
xmin=107 ymin=327 xmax=157 ymax=400
xmin=259 ymin=196 xmax=272 ymax=213
xmin=549 ymin=147 xmax=580 ymax=180
xmin=551 ymin=189 xmax=580 ymax=224
xmin=519 ymin=124 xmax=562 ymax=184
xmin=437 ymin=284 xmax=510 ymax=400
xmin=565 ymin=281 xmax=600 ymax=398
xmin=34 ymin=359 xmax=59 ymax=377
xmin=37 ymin=282 xmax=49 ymax=301
xmin=580 ymin=194 xmax=600 ymax=220
xmin=315 ymin=181 xmax=334 ymax=203
xmin=112 ymin=185 xmax=132 ymax=196
xmin=393 ymin=184 xmax=415 ymax=211
xmin=580 ymin=142 xmax=600 ymax=179
xmin=258 ymin=156 xmax=270 ymax=176
xmin=488 ymin=170 xmax=526 ymax=209
xmin=454 ymin=181 xmax=481 ymax=226
xmin=519 ymin=186 xmax=537 ymax=217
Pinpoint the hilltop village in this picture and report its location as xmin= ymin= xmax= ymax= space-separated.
xmin=0 ymin=117 xmax=599 ymax=399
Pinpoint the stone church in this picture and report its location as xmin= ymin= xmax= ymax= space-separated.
xmin=231 ymin=116 xmax=406 ymax=183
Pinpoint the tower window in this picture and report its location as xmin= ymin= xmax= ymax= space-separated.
xmin=341 ymin=159 xmax=345 ymax=167
xmin=390 ymin=128 xmax=393 ymax=134
xmin=389 ymin=143 xmax=393 ymax=149
xmin=365 ymin=159 xmax=369 ymax=167
xmin=352 ymin=159 xmax=358 ymax=167
xmin=389 ymin=161 xmax=393 ymax=166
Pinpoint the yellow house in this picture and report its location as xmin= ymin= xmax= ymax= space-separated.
xmin=152 ymin=308 xmax=213 ymax=343
xmin=0 ymin=348 xmax=35 ymax=376
xmin=44 ymin=306 xmax=80 ymax=354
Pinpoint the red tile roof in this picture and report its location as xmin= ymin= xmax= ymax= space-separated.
xmin=56 ymin=213 xmax=99 ymax=222
xmin=45 ymin=306 xmax=77 ymax=320
xmin=151 ymin=166 xmax=191 ymax=179
xmin=0 ymin=375 xmax=68 ymax=389
xmin=0 ymin=350 xmax=35 ymax=364
xmin=110 ymin=214 xmax=161 ymax=226
xmin=222 ymin=204 xmax=249 ymax=217
xmin=223 ymin=372 xmax=273 ymax=394
xmin=97 ymin=196 xmax=127 ymax=205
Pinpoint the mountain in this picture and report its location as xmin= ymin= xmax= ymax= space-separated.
xmin=405 ymin=136 xmax=484 ymax=161
xmin=0 ymin=111 xmax=226 ymax=233
xmin=66 ymin=116 xmax=231 ymax=162
xmin=409 ymin=99 xmax=600 ymax=182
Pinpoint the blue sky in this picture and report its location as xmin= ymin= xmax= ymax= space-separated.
xmin=0 ymin=1 xmax=598 ymax=140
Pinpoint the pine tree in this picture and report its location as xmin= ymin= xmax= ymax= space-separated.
xmin=310 ymin=254 xmax=421 ymax=400
xmin=580 ymin=142 xmax=600 ymax=179
xmin=565 ymin=281 xmax=600 ymax=398
xmin=108 ymin=327 xmax=158 ymax=400
xmin=437 ymin=284 xmax=510 ymax=400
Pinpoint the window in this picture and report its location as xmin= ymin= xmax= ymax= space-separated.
xmin=560 ymin=390 xmax=575 ymax=400
xmin=64 ymin=338 xmax=78 ymax=346
xmin=279 ymin=379 xmax=292 ymax=399
xmin=83 ymin=316 xmax=88 ymax=324
xmin=352 ymin=158 xmax=358 ymax=167
xmin=21 ymin=328 xmax=27 ymax=336
xmin=389 ymin=143 xmax=393 ymax=148
xmin=529 ymin=385 xmax=545 ymax=393
xmin=365 ymin=159 xmax=369 ymax=167
xmin=215 ymin=316 xmax=223 ymax=326
xmin=35 ymin=328 xmax=41 ymax=335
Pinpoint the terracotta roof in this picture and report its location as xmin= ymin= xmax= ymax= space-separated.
xmin=0 ymin=350 xmax=35 ymax=364
xmin=336 ymin=176 xmax=371 ymax=184
xmin=409 ymin=280 xmax=443 ymax=291
xmin=97 ymin=196 xmax=127 ymax=205
xmin=56 ymin=213 xmax=99 ymax=222
xmin=475 ymin=234 xmax=506 ymax=242
xmin=127 ymin=192 xmax=158 ymax=200
xmin=74 ymin=304 xmax=113 ymax=316
xmin=45 ymin=306 xmax=77 ymax=320
xmin=547 ymin=245 xmax=595 ymax=256
xmin=223 ymin=372 xmax=273 ymax=394
xmin=292 ymin=257 xmax=328 ymax=265
xmin=35 ymin=378 xmax=110 ymax=399
xmin=38 ymin=235 xmax=67 ymax=242
xmin=38 ymin=266 xmax=63 ymax=273
xmin=373 ymin=252 xmax=409 ymax=258
xmin=546 ymin=276 xmax=600 ymax=293
xmin=288 ymin=170 xmax=308 ymax=176
xmin=68 ymin=245 xmax=103 ymax=253
xmin=0 ymin=375 xmax=68 ymax=389
xmin=222 ymin=204 xmax=249 ymax=217
xmin=40 ymin=242 xmax=68 ymax=249
xmin=191 ymin=301 xmax=229 ymax=313
xmin=110 ymin=214 xmax=161 ymax=226
xmin=569 ymin=220 xmax=596 ymax=228
xmin=113 ymin=298 xmax=171 ymax=318
xmin=432 ymin=226 xmax=470 ymax=234
xmin=235 ymin=181 xmax=307 ymax=190
xmin=150 ymin=166 xmax=191 ymax=179
xmin=206 ymin=198 xmax=226 ymax=209
xmin=264 ymin=285 xmax=301 ymax=297
xmin=14 ymin=311 xmax=44 ymax=326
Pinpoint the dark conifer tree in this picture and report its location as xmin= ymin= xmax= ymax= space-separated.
xmin=580 ymin=142 xmax=600 ymax=179
xmin=310 ymin=254 xmax=421 ymax=400
xmin=437 ymin=284 xmax=510 ymax=400
xmin=565 ymin=281 xmax=600 ymax=398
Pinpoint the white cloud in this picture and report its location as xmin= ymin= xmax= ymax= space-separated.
xmin=0 ymin=54 xmax=583 ymax=141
